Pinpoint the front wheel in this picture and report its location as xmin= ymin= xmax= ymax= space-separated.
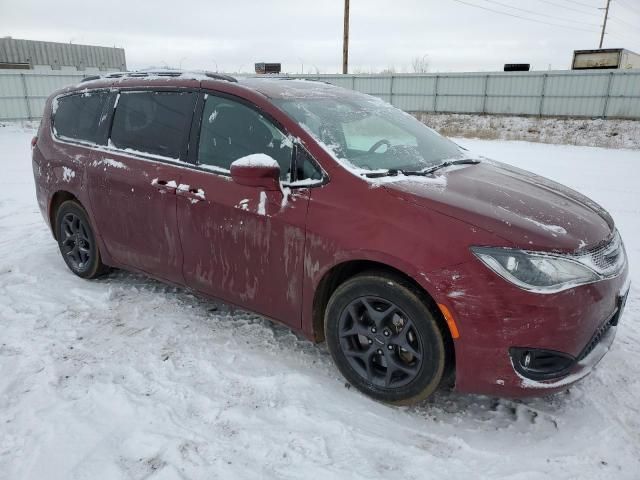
xmin=55 ymin=200 xmax=108 ymax=279
xmin=325 ymin=272 xmax=447 ymax=405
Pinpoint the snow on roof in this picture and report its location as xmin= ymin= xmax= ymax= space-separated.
xmin=78 ymin=70 xmax=237 ymax=86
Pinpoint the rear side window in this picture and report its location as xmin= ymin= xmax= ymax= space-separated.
xmin=110 ymin=91 xmax=196 ymax=159
xmin=53 ymin=92 xmax=110 ymax=144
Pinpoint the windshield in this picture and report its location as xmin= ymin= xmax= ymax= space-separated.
xmin=275 ymin=93 xmax=463 ymax=173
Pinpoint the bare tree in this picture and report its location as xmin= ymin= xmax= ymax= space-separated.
xmin=411 ymin=55 xmax=430 ymax=73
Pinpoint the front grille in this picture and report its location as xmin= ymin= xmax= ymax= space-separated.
xmin=574 ymin=230 xmax=625 ymax=277
xmin=577 ymin=316 xmax=615 ymax=361
xmin=577 ymin=290 xmax=627 ymax=361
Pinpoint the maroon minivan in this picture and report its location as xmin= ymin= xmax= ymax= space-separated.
xmin=32 ymin=71 xmax=629 ymax=404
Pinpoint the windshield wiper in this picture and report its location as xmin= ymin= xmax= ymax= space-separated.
xmin=362 ymin=158 xmax=480 ymax=178
xmin=420 ymin=158 xmax=481 ymax=175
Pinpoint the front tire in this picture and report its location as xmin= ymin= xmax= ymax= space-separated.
xmin=55 ymin=200 xmax=108 ymax=279
xmin=325 ymin=272 xmax=446 ymax=405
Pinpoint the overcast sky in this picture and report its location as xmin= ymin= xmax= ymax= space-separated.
xmin=2 ymin=0 xmax=639 ymax=73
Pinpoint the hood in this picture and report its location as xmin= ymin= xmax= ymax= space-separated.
xmin=382 ymin=161 xmax=614 ymax=252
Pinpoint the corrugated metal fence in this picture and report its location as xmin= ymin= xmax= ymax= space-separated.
xmin=293 ymin=69 xmax=640 ymax=119
xmin=2 ymin=69 xmax=640 ymax=121
xmin=0 ymin=71 xmax=86 ymax=121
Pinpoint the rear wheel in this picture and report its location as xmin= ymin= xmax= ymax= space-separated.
xmin=55 ymin=200 xmax=108 ymax=279
xmin=325 ymin=272 xmax=446 ymax=405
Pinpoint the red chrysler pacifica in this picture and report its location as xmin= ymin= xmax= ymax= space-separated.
xmin=32 ymin=71 xmax=629 ymax=404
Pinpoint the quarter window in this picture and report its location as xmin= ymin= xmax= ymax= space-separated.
xmin=198 ymin=95 xmax=293 ymax=180
xmin=53 ymin=92 xmax=110 ymax=144
xmin=294 ymin=146 xmax=323 ymax=183
xmin=110 ymin=91 xmax=196 ymax=159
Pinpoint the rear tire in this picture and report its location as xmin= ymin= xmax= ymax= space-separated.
xmin=325 ymin=272 xmax=446 ymax=405
xmin=55 ymin=200 xmax=108 ymax=279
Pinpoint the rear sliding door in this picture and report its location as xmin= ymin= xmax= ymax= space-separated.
xmin=87 ymin=89 xmax=196 ymax=283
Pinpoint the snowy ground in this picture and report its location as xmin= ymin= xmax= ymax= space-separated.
xmin=1 ymin=123 xmax=639 ymax=479
xmin=417 ymin=113 xmax=640 ymax=150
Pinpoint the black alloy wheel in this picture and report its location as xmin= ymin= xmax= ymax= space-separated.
xmin=325 ymin=272 xmax=447 ymax=405
xmin=338 ymin=296 xmax=423 ymax=388
xmin=55 ymin=200 xmax=108 ymax=279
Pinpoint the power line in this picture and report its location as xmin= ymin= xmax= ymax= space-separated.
xmin=481 ymin=0 xmax=600 ymax=27
xmin=558 ymin=0 xmax=601 ymax=9
xmin=605 ymin=31 xmax=640 ymax=51
xmin=536 ymin=0 xmax=601 ymax=16
xmin=449 ymin=0 xmax=599 ymax=32
xmin=616 ymin=0 xmax=640 ymax=16
xmin=609 ymin=16 xmax=640 ymax=31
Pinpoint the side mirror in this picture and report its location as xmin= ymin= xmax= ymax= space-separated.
xmin=230 ymin=154 xmax=281 ymax=191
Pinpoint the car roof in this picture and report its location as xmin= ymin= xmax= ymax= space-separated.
xmin=62 ymin=71 xmax=356 ymax=102
xmin=237 ymin=77 xmax=354 ymax=100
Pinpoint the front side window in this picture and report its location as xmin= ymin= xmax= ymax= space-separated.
xmin=110 ymin=91 xmax=196 ymax=159
xmin=275 ymin=93 xmax=463 ymax=173
xmin=53 ymin=91 xmax=110 ymax=144
xmin=198 ymin=95 xmax=293 ymax=181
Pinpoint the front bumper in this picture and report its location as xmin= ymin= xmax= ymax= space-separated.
xmin=430 ymin=258 xmax=630 ymax=398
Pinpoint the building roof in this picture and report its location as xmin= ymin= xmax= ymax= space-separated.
xmin=0 ymin=37 xmax=126 ymax=71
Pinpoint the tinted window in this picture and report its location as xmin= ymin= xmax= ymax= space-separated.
xmin=53 ymin=92 xmax=109 ymax=144
xmin=110 ymin=91 xmax=196 ymax=159
xmin=198 ymin=95 xmax=293 ymax=180
xmin=294 ymin=146 xmax=323 ymax=183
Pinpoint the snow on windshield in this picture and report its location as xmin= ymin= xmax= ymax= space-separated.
xmin=275 ymin=93 xmax=464 ymax=175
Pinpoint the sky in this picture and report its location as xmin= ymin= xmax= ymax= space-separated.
xmin=2 ymin=0 xmax=639 ymax=74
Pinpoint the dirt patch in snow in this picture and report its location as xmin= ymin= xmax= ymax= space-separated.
xmin=414 ymin=113 xmax=640 ymax=150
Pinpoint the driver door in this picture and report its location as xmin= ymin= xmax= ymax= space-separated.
xmin=177 ymin=93 xmax=322 ymax=328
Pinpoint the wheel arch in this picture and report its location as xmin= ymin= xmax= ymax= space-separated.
xmin=311 ymin=258 xmax=456 ymax=383
xmin=49 ymin=190 xmax=80 ymax=240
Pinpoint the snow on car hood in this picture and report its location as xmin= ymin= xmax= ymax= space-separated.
xmin=382 ymin=160 xmax=614 ymax=252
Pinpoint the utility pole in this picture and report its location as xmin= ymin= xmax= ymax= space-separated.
xmin=599 ymin=0 xmax=611 ymax=49
xmin=343 ymin=0 xmax=350 ymax=74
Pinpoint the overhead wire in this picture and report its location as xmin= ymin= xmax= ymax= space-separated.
xmin=449 ymin=0 xmax=600 ymax=33
xmin=535 ymin=0 xmax=602 ymax=16
xmin=480 ymin=0 xmax=601 ymax=27
xmin=616 ymin=0 xmax=640 ymax=17
xmin=557 ymin=0 xmax=601 ymax=9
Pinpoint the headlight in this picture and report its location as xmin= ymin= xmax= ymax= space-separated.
xmin=471 ymin=247 xmax=600 ymax=293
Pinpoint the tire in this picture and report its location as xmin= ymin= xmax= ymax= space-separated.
xmin=325 ymin=272 xmax=446 ymax=405
xmin=55 ymin=200 xmax=108 ymax=279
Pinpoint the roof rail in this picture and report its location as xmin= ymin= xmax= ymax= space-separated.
xmin=204 ymin=72 xmax=238 ymax=83
xmin=267 ymin=76 xmax=334 ymax=86
xmin=80 ymin=74 xmax=102 ymax=82
xmin=80 ymin=70 xmax=238 ymax=83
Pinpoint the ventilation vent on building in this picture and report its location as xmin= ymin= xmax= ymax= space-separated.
xmin=0 ymin=62 xmax=31 ymax=70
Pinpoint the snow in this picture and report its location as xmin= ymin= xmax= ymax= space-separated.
xmin=62 ymin=166 xmax=75 ymax=182
xmin=236 ymin=198 xmax=250 ymax=211
xmin=419 ymin=113 xmax=640 ymax=150
xmin=1 ymin=122 xmax=640 ymax=478
xmin=286 ymin=177 xmax=323 ymax=187
xmin=231 ymin=153 xmax=279 ymax=169
xmin=521 ymin=216 xmax=567 ymax=236
xmin=92 ymin=158 xmax=127 ymax=170
xmin=257 ymin=191 xmax=267 ymax=216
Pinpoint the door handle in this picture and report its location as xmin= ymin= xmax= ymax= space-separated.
xmin=176 ymin=184 xmax=206 ymax=203
xmin=152 ymin=178 xmax=177 ymax=193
